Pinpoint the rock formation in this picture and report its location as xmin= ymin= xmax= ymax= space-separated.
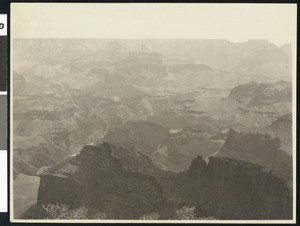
xmin=218 ymin=128 xmax=292 ymax=186
xmin=228 ymin=81 xmax=292 ymax=107
xmin=265 ymin=113 xmax=293 ymax=155
xmin=24 ymin=142 xmax=292 ymax=220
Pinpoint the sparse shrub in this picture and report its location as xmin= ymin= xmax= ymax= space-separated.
xmin=42 ymin=203 xmax=70 ymax=219
xmin=175 ymin=205 xmax=217 ymax=220
xmin=94 ymin=212 xmax=107 ymax=219
xmin=42 ymin=203 xmax=88 ymax=219
xmin=69 ymin=206 xmax=88 ymax=219
xmin=139 ymin=212 xmax=160 ymax=220
xmin=176 ymin=205 xmax=197 ymax=220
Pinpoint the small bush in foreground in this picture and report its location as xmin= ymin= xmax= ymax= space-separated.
xmin=94 ymin=212 xmax=107 ymax=219
xmin=139 ymin=212 xmax=160 ymax=220
xmin=176 ymin=205 xmax=217 ymax=220
xmin=42 ymin=203 xmax=88 ymax=219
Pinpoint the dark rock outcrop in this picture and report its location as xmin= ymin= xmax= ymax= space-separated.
xmin=218 ymin=128 xmax=292 ymax=186
xmin=27 ymin=142 xmax=292 ymax=220
xmin=36 ymin=143 xmax=165 ymax=219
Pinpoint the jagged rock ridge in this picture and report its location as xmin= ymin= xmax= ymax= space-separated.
xmin=26 ymin=142 xmax=292 ymax=220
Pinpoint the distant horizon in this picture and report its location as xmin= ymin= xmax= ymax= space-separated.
xmin=12 ymin=38 xmax=292 ymax=48
xmin=11 ymin=3 xmax=296 ymax=46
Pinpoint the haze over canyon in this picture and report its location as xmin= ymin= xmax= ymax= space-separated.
xmin=12 ymin=39 xmax=293 ymax=220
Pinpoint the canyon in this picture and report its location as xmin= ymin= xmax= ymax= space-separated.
xmin=13 ymin=39 xmax=294 ymax=220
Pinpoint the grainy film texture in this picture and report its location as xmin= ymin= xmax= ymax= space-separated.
xmin=12 ymin=38 xmax=294 ymax=221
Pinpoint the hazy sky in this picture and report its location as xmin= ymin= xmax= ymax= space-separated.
xmin=11 ymin=3 xmax=297 ymax=46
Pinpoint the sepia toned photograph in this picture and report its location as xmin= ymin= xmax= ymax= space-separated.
xmin=10 ymin=3 xmax=296 ymax=223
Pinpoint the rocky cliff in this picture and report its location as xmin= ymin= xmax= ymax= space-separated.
xmin=218 ymin=128 xmax=292 ymax=186
xmin=26 ymin=142 xmax=292 ymax=220
xmin=35 ymin=143 xmax=164 ymax=219
xmin=265 ymin=113 xmax=293 ymax=155
xmin=226 ymin=81 xmax=292 ymax=128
